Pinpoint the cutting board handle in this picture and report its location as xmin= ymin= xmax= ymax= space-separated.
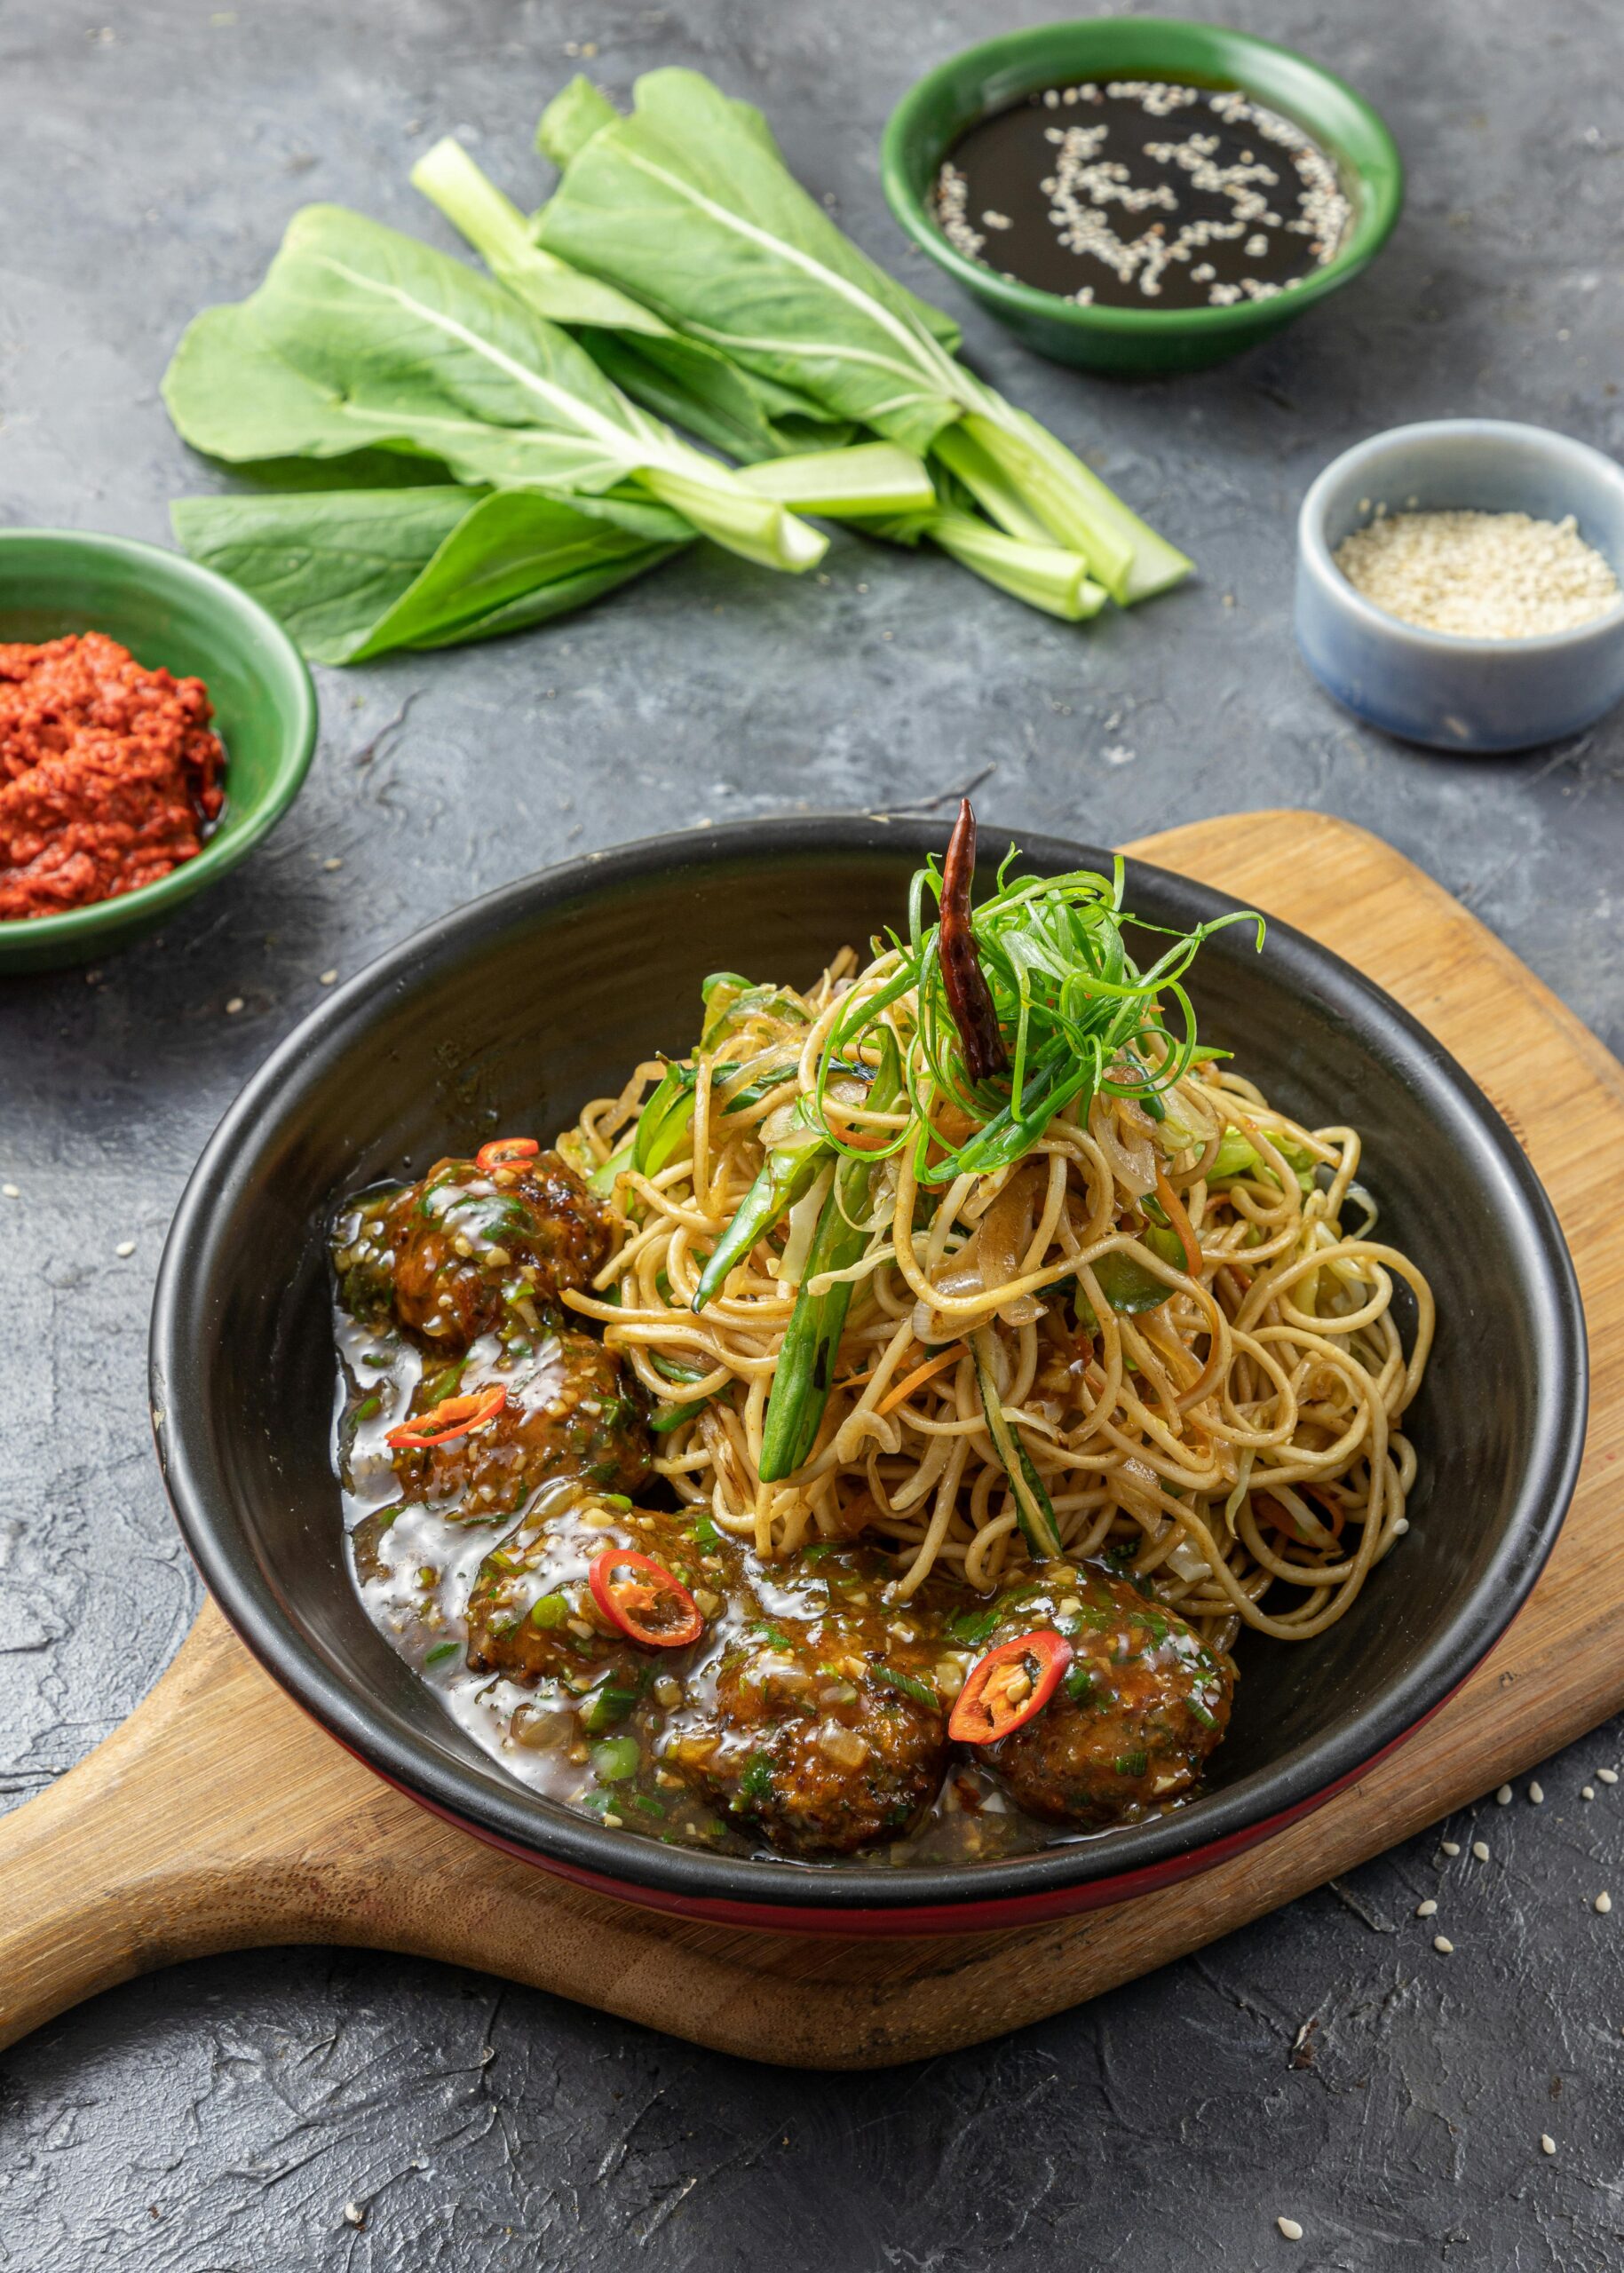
xmin=0 ymin=1613 xmax=286 ymax=2045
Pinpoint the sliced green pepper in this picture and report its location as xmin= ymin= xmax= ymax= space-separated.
xmin=757 ymin=1030 xmax=903 ymax=1482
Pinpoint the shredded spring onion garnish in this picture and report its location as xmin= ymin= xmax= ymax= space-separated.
xmin=557 ymin=822 xmax=1435 ymax=1664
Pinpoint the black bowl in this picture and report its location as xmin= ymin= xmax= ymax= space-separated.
xmin=150 ymin=818 xmax=1586 ymax=1933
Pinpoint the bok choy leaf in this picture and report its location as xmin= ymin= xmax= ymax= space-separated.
xmin=162 ymin=203 xmax=828 ymax=575
xmin=170 ymin=485 xmax=681 ymax=664
xmin=171 ymin=450 xmax=931 ymax=664
xmin=422 ymin=130 xmax=1100 ymax=612
xmin=534 ymin=70 xmax=1192 ymax=603
xmin=412 ymin=135 xmax=852 ymax=464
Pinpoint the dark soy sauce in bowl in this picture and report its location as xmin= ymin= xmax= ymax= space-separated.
xmin=934 ymin=78 xmax=1351 ymax=313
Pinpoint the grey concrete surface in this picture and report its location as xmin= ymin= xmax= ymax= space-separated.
xmin=2 ymin=0 xmax=1621 ymax=2264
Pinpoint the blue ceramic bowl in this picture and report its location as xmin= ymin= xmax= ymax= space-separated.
xmin=1295 ymin=420 xmax=1624 ymax=752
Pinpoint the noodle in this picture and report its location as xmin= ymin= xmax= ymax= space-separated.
xmin=555 ymin=851 xmax=1434 ymax=1675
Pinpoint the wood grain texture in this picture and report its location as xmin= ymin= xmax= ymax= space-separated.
xmin=2 ymin=810 xmax=1619 ymax=2071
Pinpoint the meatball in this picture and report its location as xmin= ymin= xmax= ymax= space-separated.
xmin=464 ymin=1495 xmax=710 ymax=1725
xmin=697 ymin=1667 xmax=947 ymax=1856
xmin=974 ymin=1563 xmax=1231 ymax=1827
xmin=333 ymin=1147 xmax=611 ymax=1350
xmin=462 ymin=1500 xmax=714 ymax=1782
xmin=391 ymin=1330 xmax=649 ymax=1517
xmin=676 ymin=1543 xmax=951 ymax=1856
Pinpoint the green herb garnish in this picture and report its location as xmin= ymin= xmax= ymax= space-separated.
xmin=739 ymin=1754 xmax=776 ymax=1806
xmin=652 ymin=1396 xmax=712 ymax=1435
xmin=947 ymin=1607 xmax=1000 ymax=1648
xmin=581 ymin=1680 xmax=638 ymax=1731
xmin=875 ymin=1665 xmax=939 ymax=1710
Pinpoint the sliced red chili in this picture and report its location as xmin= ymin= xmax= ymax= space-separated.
xmin=475 ymin=1136 xmax=539 ymax=1172
xmin=589 ymin=1546 xmax=704 ymax=1648
xmin=948 ymin=1628 xmax=1072 ymax=1745
xmin=939 ymin=797 xmax=1010 ymax=1087
xmin=386 ymin=1382 xmax=507 ymax=1449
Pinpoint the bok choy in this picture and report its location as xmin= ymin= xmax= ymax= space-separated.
xmin=162 ymin=203 xmax=828 ymax=576
xmin=170 ymin=485 xmax=680 ymax=664
xmin=413 ymin=132 xmax=1101 ymax=618
xmin=170 ymin=447 xmax=935 ymax=664
xmin=163 ymin=70 xmax=1193 ymax=661
xmin=534 ymin=70 xmax=1192 ymax=605
xmin=410 ymin=133 xmax=856 ymax=465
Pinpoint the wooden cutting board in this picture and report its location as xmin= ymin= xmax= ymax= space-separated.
xmin=4 ymin=810 xmax=1620 ymax=2071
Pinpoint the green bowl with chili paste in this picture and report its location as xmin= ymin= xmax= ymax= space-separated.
xmin=0 ymin=527 xmax=317 ymax=973
xmin=881 ymin=17 xmax=1404 ymax=375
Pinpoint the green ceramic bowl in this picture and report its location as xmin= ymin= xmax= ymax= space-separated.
xmin=882 ymin=17 xmax=1404 ymax=376
xmin=0 ymin=527 xmax=317 ymax=973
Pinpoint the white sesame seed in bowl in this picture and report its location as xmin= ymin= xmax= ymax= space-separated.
xmin=1296 ymin=420 xmax=1624 ymax=752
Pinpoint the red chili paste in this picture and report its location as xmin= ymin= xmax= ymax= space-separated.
xmin=0 ymin=631 xmax=226 ymax=921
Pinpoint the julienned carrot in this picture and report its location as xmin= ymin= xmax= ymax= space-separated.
xmin=1154 ymin=1165 xmax=1202 ymax=1279
xmin=877 ymin=1342 xmax=967 ymax=1417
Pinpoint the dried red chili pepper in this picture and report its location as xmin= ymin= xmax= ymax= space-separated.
xmin=948 ymin=1628 xmax=1072 ymax=1744
xmin=386 ymin=1382 xmax=507 ymax=1449
xmin=588 ymin=1547 xmax=705 ymax=1647
xmin=939 ymin=798 xmax=1010 ymax=1086
xmin=475 ymin=1137 xmax=539 ymax=1172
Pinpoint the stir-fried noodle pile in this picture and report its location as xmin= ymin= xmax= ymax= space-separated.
xmin=558 ymin=832 xmax=1433 ymax=1669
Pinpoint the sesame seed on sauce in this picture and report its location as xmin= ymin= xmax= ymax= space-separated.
xmin=1600 ymin=1769 xmax=1620 ymax=1786
xmin=933 ymin=79 xmax=1351 ymax=312
xmin=1529 ymin=1782 xmax=1545 ymax=1804
xmin=1277 ymin=2217 xmax=1303 ymax=2242
xmin=1416 ymin=1899 xmax=1438 ymax=1918
xmin=1442 ymin=1841 xmax=1462 ymax=1857
xmin=1496 ymin=1784 xmax=1514 ymax=1804
xmin=1472 ymin=1841 xmax=1491 ymax=1862
xmin=1433 ymin=1935 xmax=1454 ymax=1954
